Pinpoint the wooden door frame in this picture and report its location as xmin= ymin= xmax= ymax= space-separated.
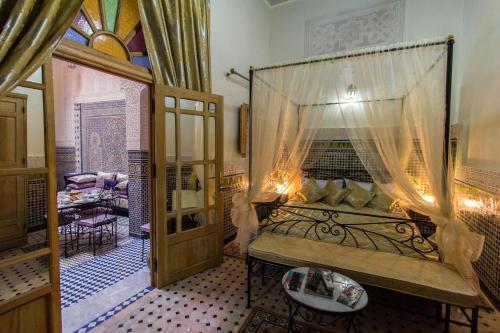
xmin=1 ymin=24 xmax=158 ymax=333
xmin=53 ymin=40 xmax=158 ymax=284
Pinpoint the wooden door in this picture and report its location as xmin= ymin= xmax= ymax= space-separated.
xmin=0 ymin=94 xmax=27 ymax=250
xmin=0 ymin=94 xmax=26 ymax=168
xmin=153 ymin=85 xmax=224 ymax=286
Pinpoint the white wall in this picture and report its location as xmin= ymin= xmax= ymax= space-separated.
xmin=404 ymin=0 xmax=464 ymax=124
xmin=211 ymin=0 xmax=271 ymax=174
xmin=12 ymin=86 xmax=45 ymax=163
xmin=458 ymin=0 xmax=500 ymax=172
xmin=268 ymin=0 xmax=465 ymax=122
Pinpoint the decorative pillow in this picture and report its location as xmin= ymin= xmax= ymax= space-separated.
xmin=116 ymin=188 xmax=128 ymax=197
xmin=322 ymin=180 xmax=350 ymax=207
xmin=68 ymin=174 xmax=96 ymax=184
xmin=344 ymin=179 xmax=373 ymax=192
xmin=103 ymin=179 xmax=118 ymax=190
xmin=301 ymin=178 xmax=343 ymax=189
xmin=301 ymin=178 xmax=327 ymax=189
xmin=116 ymin=180 xmax=128 ymax=190
xmin=343 ymin=180 xmax=375 ymax=209
xmin=367 ymin=184 xmax=394 ymax=212
xmin=296 ymin=179 xmax=329 ymax=204
xmin=96 ymin=171 xmax=115 ymax=188
xmin=67 ymin=182 xmax=95 ymax=190
xmin=116 ymin=173 xmax=128 ymax=183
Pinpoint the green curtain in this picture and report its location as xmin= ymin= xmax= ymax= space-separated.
xmin=138 ymin=0 xmax=211 ymax=92
xmin=0 ymin=0 xmax=83 ymax=98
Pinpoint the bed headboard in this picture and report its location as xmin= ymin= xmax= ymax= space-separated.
xmin=301 ymin=141 xmax=373 ymax=183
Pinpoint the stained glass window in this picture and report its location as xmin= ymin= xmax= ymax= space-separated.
xmin=64 ymin=0 xmax=150 ymax=70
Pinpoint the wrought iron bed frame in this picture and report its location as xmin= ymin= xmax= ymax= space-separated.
xmin=245 ymin=37 xmax=479 ymax=332
xmin=257 ymin=202 xmax=441 ymax=261
xmin=247 ymin=201 xmax=479 ymax=333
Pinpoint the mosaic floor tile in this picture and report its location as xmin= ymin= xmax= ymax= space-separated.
xmin=0 ymin=257 xmax=50 ymax=303
xmin=60 ymin=216 xmax=136 ymax=270
xmin=60 ymin=217 xmax=149 ymax=309
xmin=79 ymin=256 xmax=500 ymax=333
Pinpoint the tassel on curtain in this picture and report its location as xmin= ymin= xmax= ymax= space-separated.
xmin=138 ymin=0 xmax=211 ymax=92
xmin=0 ymin=0 xmax=83 ymax=98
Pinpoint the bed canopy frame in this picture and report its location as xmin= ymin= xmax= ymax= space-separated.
xmin=239 ymin=36 xmax=486 ymax=333
xmin=237 ymin=34 xmax=484 ymax=282
xmin=247 ymin=36 xmax=455 ymax=195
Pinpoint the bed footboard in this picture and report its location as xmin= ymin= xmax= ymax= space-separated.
xmin=258 ymin=203 xmax=441 ymax=261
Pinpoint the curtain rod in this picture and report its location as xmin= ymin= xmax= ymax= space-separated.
xmin=253 ymin=36 xmax=453 ymax=72
xmin=300 ymin=96 xmax=403 ymax=108
xmin=225 ymin=68 xmax=250 ymax=81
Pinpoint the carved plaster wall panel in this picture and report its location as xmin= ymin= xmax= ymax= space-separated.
xmin=305 ymin=1 xmax=404 ymax=57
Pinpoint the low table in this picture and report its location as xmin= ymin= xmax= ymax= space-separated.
xmin=281 ymin=267 xmax=368 ymax=333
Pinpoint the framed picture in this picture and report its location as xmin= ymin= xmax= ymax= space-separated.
xmin=239 ymin=103 xmax=248 ymax=157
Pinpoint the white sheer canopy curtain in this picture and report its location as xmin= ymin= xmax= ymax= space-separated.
xmin=231 ymin=61 xmax=333 ymax=254
xmin=337 ymin=40 xmax=484 ymax=290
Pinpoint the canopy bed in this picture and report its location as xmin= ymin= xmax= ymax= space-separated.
xmin=232 ymin=36 xmax=486 ymax=333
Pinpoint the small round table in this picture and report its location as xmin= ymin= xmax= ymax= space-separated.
xmin=281 ymin=267 xmax=368 ymax=333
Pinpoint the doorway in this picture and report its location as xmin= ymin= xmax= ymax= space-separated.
xmin=51 ymin=58 xmax=152 ymax=332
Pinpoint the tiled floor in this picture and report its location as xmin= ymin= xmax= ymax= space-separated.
xmin=70 ymin=254 xmax=499 ymax=333
xmin=0 ymin=256 xmax=49 ymax=303
xmin=0 ymin=228 xmax=49 ymax=304
xmin=61 ymin=217 xmax=151 ymax=332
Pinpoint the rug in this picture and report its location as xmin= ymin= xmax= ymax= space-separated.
xmin=238 ymin=307 xmax=332 ymax=333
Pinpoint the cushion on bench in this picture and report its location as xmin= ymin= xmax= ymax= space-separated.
xmin=248 ymin=232 xmax=480 ymax=308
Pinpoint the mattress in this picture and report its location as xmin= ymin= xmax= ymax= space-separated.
xmin=258 ymin=201 xmax=439 ymax=261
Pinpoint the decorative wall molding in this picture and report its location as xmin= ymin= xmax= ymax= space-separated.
xmin=305 ymin=1 xmax=404 ymax=57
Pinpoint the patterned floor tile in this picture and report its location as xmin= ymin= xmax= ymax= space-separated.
xmin=80 ymin=256 xmax=499 ymax=333
xmin=0 ymin=257 xmax=50 ymax=303
xmin=60 ymin=217 xmax=149 ymax=309
xmin=75 ymin=287 xmax=154 ymax=333
xmin=60 ymin=216 xmax=136 ymax=270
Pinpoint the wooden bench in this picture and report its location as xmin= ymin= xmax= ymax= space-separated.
xmin=247 ymin=232 xmax=482 ymax=333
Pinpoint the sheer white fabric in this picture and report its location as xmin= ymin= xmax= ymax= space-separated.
xmin=336 ymin=43 xmax=484 ymax=289
xmin=232 ymin=37 xmax=484 ymax=290
xmin=231 ymin=61 xmax=332 ymax=253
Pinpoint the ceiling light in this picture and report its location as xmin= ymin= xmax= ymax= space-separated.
xmin=347 ymin=84 xmax=358 ymax=100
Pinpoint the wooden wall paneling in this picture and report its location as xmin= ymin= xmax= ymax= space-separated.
xmin=0 ymin=295 xmax=50 ymax=333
